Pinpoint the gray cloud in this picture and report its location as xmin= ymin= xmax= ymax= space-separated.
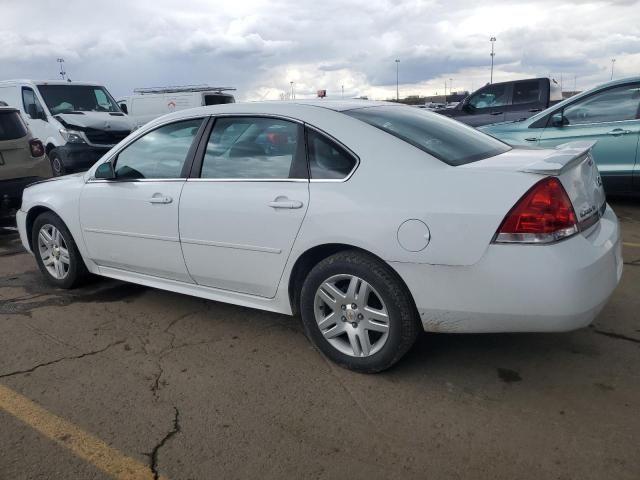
xmin=0 ymin=0 xmax=638 ymax=99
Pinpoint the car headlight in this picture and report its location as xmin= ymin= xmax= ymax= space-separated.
xmin=59 ymin=128 xmax=86 ymax=144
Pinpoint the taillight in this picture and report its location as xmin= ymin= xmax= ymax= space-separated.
xmin=494 ymin=177 xmax=578 ymax=244
xmin=29 ymin=139 xmax=45 ymax=158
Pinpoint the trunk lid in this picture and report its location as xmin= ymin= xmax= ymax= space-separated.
xmin=462 ymin=142 xmax=606 ymax=229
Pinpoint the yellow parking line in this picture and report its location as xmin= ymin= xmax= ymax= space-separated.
xmin=0 ymin=383 xmax=162 ymax=480
xmin=623 ymin=242 xmax=640 ymax=248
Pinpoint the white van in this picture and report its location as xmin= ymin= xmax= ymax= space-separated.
xmin=117 ymin=85 xmax=235 ymax=127
xmin=0 ymin=80 xmax=136 ymax=175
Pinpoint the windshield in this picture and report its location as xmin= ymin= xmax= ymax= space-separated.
xmin=344 ymin=105 xmax=511 ymax=166
xmin=37 ymin=85 xmax=120 ymax=115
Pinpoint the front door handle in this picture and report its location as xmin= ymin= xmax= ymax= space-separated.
xmin=528 ymin=108 xmax=542 ymax=113
xmin=607 ymin=128 xmax=633 ymax=136
xmin=525 ymin=137 xmax=539 ymax=142
xmin=268 ymin=196 xmax=303 ymax=209
xmin=490 ymin=111 xmax=503 ymax=115
xmin=148 ymin=193 xmax=173 ymax=204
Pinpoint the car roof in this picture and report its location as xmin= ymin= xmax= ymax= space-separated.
xmin=142 ymin=99 xmax=402 ymax=127
xmin=0 ymin=79 xmax=108 ymax=87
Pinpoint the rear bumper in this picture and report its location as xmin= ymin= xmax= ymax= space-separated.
xmin=0 ymin=176 xmax=49 ymax=212
xmin=56 ymin=144 xmax=109 ymax=172
xmin=391 ymin=205 xmax=622 ymax=333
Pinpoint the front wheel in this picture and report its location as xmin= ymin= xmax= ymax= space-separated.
xmin=300 ymin=251 xmax=421 ymax=373
xmin=32 ymin=211 xmax=88 ymax=288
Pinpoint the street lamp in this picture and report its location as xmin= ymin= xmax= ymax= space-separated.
xmin=490 ymin=37 xmax=496 ymax=84
xmin=395 ymin=59 xmax=400 ymax=101
xmin=290 ymin=81 xmax=294 ymax=100
xmin=610 ymin=58 xmax=616 ymax=80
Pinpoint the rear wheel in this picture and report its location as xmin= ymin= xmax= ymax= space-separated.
xmin=32 ymin=212 xmax=87 ymax=288
xmin=49 ymin=150 xmax=65 ymax=176
xmin=300 ymin=251 xmax=421 ymax=373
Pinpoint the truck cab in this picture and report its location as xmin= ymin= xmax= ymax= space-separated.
xmin=0 ymin=80 xmax=136 ymax=176
xmin=436 ymin=78 xmax=562 ymax=127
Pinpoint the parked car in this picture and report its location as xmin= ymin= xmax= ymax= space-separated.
xmin=117 ymin=85 xmax=235 ymax=127
xmin=435 ymin=77 xmax=563 ymax=127
xmin=0 ymin=80 xmax=137 ymax=176
xmin=16 ymin=101 xmax=621 ymax=372
xmin=0 ymin=106 xmax=51 ymax=215
xmin=480 ymin=77 xmax=640 ymax=194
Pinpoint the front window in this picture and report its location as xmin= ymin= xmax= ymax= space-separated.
xmin=37 ymin=85 xmax=121 ymax=115
xmin=113 ymin=118 xmax=203 ymax=179
xmin=562 ymin=84 xmax=640 ymax=125
xmin=344 ymin=106 xmax=511 ymax=166
xmin=468 ymin=83 xmax=509 ymax=109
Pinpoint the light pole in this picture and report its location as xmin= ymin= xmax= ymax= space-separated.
xmin=341 ymin=85 xmax=344 ymax=99
xmin=490 ymin=36 xmax=496 ymax=84
xmin=395 ymin=59 xmax=400 ymax=101
xmin=289 ymin=81 xmax=294 ymax=100
xmin=610 ymin=58 xmax=616 ymax=80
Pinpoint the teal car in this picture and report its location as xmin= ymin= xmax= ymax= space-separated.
xmin=480 ymin=77 xmax=640 ymax=194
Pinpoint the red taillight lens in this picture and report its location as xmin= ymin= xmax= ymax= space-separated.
xmin=29 ymin=139 xmax=45 ymax=158
xmin=494 ymin=177 xmax=578 ymax=244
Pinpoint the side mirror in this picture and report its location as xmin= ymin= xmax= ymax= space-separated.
xmin=120 ymin=104 xmax=128 ymax=114
xmin=27 ymin=104 xmax=38 ymax=119
xmin=94 ymin=162 xmax=116 ymax=180
xmin=550 ymin=112 xmax=568 ymax=127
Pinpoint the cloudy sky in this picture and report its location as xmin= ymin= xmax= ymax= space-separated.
xmin=1 ymin=0 xmax=639 ymax=101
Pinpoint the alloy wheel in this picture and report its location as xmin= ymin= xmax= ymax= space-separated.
xmin=314 ymin=274 xmax=390 ymax=357
xmin=37 ymin=224 xmax=70 ymax=279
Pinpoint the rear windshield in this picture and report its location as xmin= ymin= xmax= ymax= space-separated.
xmin=344 ymin=106 xmax=511 ymax=165
xmin=0 ymin=111 xmax=28 ymax=141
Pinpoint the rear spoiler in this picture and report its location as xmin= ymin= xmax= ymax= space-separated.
xmin=519 ymin=141 xmax=596 ymax=175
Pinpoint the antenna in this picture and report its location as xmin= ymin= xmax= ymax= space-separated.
xmin=56 ymin=58 xmax=66 ymax=81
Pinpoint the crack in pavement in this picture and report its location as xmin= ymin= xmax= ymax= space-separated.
xmin=0 ymin=340 xmax=125 ymax=379
xmin=592 ymin=329 xmax=640 ymax=344
xmin=148 ymin=407 xmax=180 ymax=480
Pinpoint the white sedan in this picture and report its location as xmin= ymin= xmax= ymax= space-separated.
xmin=17 ymin=101 xmax=622 ymax=372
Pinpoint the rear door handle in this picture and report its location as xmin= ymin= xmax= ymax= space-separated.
xmin=524 ymin=137 xmax=539 ymax=142
xmin=268 ymin=196 xmax=303 ymax=209
xmin=607 ymin=128 xmax=633 ymax=136
xmin=148 ymin=193 xmax=173 ymax=204
xmin=490 ymin=111 xmax=503 ymax=115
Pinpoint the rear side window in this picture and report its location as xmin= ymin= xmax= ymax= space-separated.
xmin=0 ymin=111 xmax=28 ymax=141
xmin=513 ymin=80 xmax=542 ymax=104
xmin=307 ymin=128 xmax=357 ymax=179
xmin=345 ymin=106 xmax=511 ymax=166
xmin=201 ymin=117 xmax=303 ymax=179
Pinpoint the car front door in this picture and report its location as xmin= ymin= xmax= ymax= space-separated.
xmin=463 ymin=83 xmax=510 ymax=126
xmin=79 ymin=117 xmax=205 ymax=282
xmin=179 ymin=116 xmax=309 ymax=298
xmin=537 ymin=82 xmax=640 ymax=192
xmin=21 ymin=87 xmax=49 ymax=140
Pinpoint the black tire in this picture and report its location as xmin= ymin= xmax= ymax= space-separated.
xmin=300 ymin=250 xmax=421 ymax=373
xmin=49 ymin=150 xmax=65 ymax=176
xmin=31 ymin=211 xmax=88 ymax=289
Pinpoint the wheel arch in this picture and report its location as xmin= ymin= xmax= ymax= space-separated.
xmin=287 ymin=243 xmax=416 ymax=315
xmin=25 ymin=205 xmax=57 ymax=251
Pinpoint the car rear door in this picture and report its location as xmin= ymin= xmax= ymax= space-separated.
xmin=0 ymin=109 xmax=30 ymax=180
xmin=537 ymin=82 xmax=640 ymax=192
xmin=79 ymin=117 xmax=205 ymax=281
xmin=502 ymin=79 xmax=547 ymax=122
xmin=178 ymin=115 xmax=309 ymax=298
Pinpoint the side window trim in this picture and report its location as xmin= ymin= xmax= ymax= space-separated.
xmin=21 ymin=87 xmax=44 ymax=116
xmin=189 ymin=114 xmax=308 ymax=182
xmin=304 ymin=124 xmax=360 ymax=182
xmin=98 ymin=117 xmax=206 ymax=182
